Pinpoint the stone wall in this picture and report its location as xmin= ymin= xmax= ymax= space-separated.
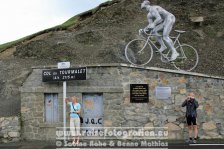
xmin=119 ymin=67 xmax=224 ymax=139
xmin=20 ymin=64 xmax=224 ymax=140
xmin=0 ymin=116 xmax=21 ymax=143
xmin=20 ymin=66 xmax=124 ymax=140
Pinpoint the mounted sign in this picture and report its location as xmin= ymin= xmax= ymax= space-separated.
xmin=57 ymin=62 xmax=70 ymax=69
xmin=130 ymin=84 xmax=149 ymax=103
xmin=42 ymin=67 xmax=87 ymax=82
xmin=155 ymin=86 xmax=171 ymax=100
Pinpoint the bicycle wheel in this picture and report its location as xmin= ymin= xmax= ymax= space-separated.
xmin=125 ymin=39 xmax=153 ymax=66
xmin=172 ymin=44 xmax=199 ymax=71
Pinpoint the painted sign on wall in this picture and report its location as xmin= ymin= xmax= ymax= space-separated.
xmin=82 ymin=93 xmax=104 ymax=135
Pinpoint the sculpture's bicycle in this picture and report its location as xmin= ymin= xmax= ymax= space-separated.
xmin=125 ymin=30 xmax=199 ymax=71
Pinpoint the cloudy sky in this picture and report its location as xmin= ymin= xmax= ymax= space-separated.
xmin=0 ymin=0 xmax=108 ymax=44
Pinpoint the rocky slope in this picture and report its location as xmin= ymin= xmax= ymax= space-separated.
xmin=11 ymin=0 xmax=224 ymax=75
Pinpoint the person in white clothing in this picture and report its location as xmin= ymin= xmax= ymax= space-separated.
xmin=65 ymin=96 xmax=81 ymax=145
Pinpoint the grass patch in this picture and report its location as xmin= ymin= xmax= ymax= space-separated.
xmin=59 ymin=16 xmax=79 ymax=30
xmin=0 ymin=38 xmax=26 ymax=52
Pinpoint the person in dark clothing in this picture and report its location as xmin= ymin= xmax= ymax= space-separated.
xmin=182 ymin=92 xmax=199 ymax=143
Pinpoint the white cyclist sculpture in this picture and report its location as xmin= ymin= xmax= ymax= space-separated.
xmin=139 ymin=0 xmax=179 ymax=61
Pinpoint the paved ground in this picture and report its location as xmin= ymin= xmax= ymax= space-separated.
xmin=0 ymin=140 xmax=224 ymax=149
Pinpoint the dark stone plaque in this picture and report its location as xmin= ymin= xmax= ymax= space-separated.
xmin=130 ymin=84 xmax=149 ymax=103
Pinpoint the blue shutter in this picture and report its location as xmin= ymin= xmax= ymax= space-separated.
xmin=45 ymin=93 xmax=59 ymax=123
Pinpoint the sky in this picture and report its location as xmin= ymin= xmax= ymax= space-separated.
xmin=0 ymin=0 xmax=108 ymax=44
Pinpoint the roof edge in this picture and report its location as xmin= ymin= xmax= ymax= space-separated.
xmin=31 ymin=63 xmax=224 ymax=80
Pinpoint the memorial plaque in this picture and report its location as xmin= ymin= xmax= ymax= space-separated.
xmin=130 ymin=84 xmax=149 ymax=103
xmin=155 ymin=87 xmax=171 ymax=100
xmin=42 ymin=67 xmax=87 ymax=82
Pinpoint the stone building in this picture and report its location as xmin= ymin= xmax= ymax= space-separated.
xmin=18 ymin=64 xmax=224 ymax=141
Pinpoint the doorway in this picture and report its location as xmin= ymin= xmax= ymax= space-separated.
xmin=44 ymin=93 xmax=59 ymax=123
xmin=82 ymin=93 xmax=104 ymax=134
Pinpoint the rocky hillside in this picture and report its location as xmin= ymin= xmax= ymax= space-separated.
xmin=1 ymin=0 xmax=224 ymax=74
xmin=0 ymin=0 xmax=223 ymax=115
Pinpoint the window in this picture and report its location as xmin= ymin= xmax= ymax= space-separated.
xmin=44 ymin=93 xmax=59 ymax=123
